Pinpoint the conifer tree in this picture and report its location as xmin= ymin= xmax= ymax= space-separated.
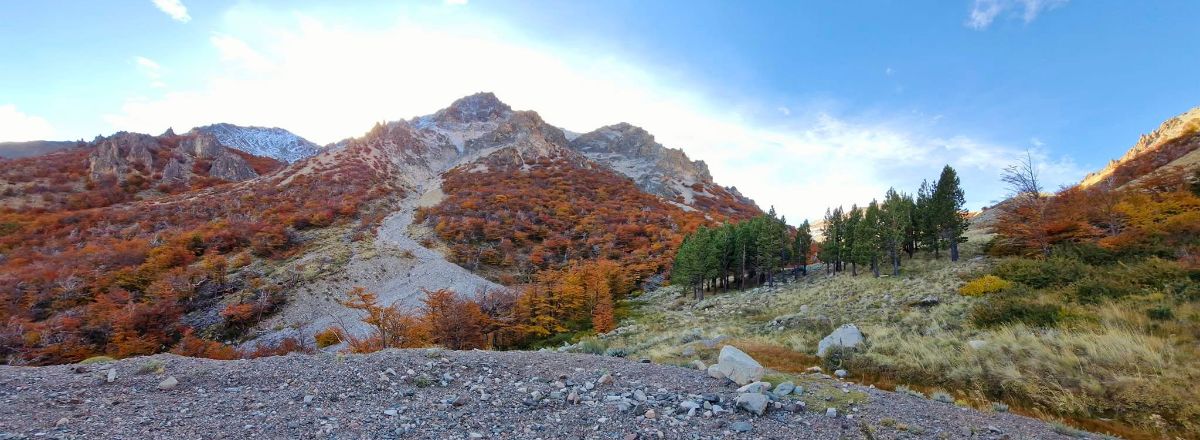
xmin=793 ymin=220 xmax=813 ymax=276
xmin=880 ymin=188 xmax=912 ymax=276
xmin=931 ymin=165 xmax=969 ymax=261
xmin=855 ymin=200 xmax=883 ymax=277
xmin=844 ymin=205 xmax=863 ymax=275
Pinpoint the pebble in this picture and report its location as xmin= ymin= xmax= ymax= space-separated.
xmin=158 ymin=376 xmax=179 ymax=390
xmin=644 ymin=409 xmax=656 ymax=419
xmin=55 ymin=418 xmax=68 ymax=428
xmin=303 ymin=395 xmax=314 ymax=404
xmin=598 ymin=374 xmax=613 ymax=385
xmin=826 ymin=408 xmax=837 ymax=418
xmin=731 ymin=421 xmax=752 ymax=433
xmin=834 ymin=369 xmax=848 ymax=378
xmin=633 ymin=389 xmax=647 ymax=401
xmin=383 ymin=409 xmax=398 ymax=416
xmin=106 ymin=369 xmax=117 ymax=383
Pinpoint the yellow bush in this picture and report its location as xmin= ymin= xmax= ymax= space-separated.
xmin=314 ymin=326 xmax=342 ymax=348
xmin=959 ymin=275 xmax=1011 ymax=296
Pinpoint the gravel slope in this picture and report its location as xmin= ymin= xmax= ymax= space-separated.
xmin=0 ymin=350 xmax=1096 ymax=440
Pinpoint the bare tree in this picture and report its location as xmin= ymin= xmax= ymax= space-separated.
xmin=996 ymin=150 xmax=1052 ymax=257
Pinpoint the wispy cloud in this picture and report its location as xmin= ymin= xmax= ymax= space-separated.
xmin=104 ymin=5 xmax=1083 ymax=221
xmin=0 ymin=104 xmax=56 ymax=142
xmin=152 ymin=0 xmax=191 ymax=23
xmin=134 ymin=56 xmax=166 ymax=88
xmin=966 ymin=0 xmax=1067 ymax=30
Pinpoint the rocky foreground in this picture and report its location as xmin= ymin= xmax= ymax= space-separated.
xmin=0 ymin=349 xmax=1093 ymax=439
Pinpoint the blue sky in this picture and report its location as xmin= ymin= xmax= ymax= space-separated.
xmin=2 ymin=0 xmax=1197 ymax=222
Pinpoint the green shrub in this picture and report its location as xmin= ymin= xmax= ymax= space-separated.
xmin=1055 ymin=243 xmax=1117 ymax=265
xmin=576 ymin=336 xmax=606 ymax=355
xmin=1073 ymin=277 xmax=1137 ymax=304
xmin=1114 ymin=258 xmax=1187 ymax=289
xmin=971 ymin=297 xmax=1061 ymax=328
xmin=1146 ymin=305 xmax=1174 ymax=321
xmin=993 ymin=257 xmax=1087 ymax=289
xmin=78 ymin=355 xmax=115 ymax=365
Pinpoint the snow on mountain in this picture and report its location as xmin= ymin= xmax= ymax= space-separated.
xmin=190 ymin=123 xmax=322 ymax=163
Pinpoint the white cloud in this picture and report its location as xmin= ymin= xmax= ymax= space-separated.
xmin=966 ymin=0 xmax=1067 ymax=30
xmin=103 ymin=5 xmax=1082 ymax=222
xmin=777 ymin=106 xmax=791 ymax=116
xmin=0 ymin=105 xmax=56 ymax=142
xmin=134 ymin=56 xmax=166 ymax=88
xmin=152 ymin=0 xmax=191 ymax=23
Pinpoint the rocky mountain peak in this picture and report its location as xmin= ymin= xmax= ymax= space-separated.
xmin=433 ymin=92 xmax=513 ymax=124
xmin=87 ymin=131 xmax=265 ymax=183
xmin=1080 ymin=106 xmax=1200 ymax=188
xmin=190 ymin=123 xmax=322 ymax=163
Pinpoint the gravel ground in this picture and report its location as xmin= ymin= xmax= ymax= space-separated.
xmin=0 ymin=349 xmax=1097 ymax=439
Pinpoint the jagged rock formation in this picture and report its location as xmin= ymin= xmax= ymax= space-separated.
xmin=568 ymin=122 xmax=756 ymax=216
xmin=190 ymin=123 xmax=322 ymax=163
xmin=1080 ymin=107 xmax=1200 ymax=188
xmin=87 ymin=131 xmax=271 ymax=183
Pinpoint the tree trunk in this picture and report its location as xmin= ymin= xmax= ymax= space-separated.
xmin=949 ymin=239 xmax=959 ymax=262
xmin=890 ymin=248 xmax=900 ymax=276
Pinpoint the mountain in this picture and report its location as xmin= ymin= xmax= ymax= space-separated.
xmin=190 ymin=123 xmax=322 ymax=163
xmin=0 ymin=140 xmax=80 ymax=159
xmin=0 ymin=92 xmax=759 ymax=365
xmin=1080 ymin=106 xmax=1200 ymax=188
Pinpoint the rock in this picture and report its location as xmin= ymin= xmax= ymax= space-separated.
xmin=303 ymin=395 xmax=314 ymax=404
xmin=793 ymin=386 xmax=805 ymax=396
xmin=967 ymin=339 xmax=987 ymax=350
xmin=910 ymin=296 xmax=940 ymax=307
xmin=690 ymin=360 xmax=707 ymax=371
xmin=825 ymin=407 xmax=837 ymax=418
xmin=598 ymin=374 xmax=613 ymax=385
xmin=567 ymin=391 xmax=580 ymax=404
xmin=680 ymin=346 xmax=696 ymax=357
xmin=817 ymin=324 xmax=864 ymax=357
xmin=773 ymin=381 xmax=795 ymax=396
xmin=680 ymin=401 xmax=701 ymax=411
xmin=157 ymin=376 xmax=178 ymax=390
xmin=106 ymin=369 xmax=117 ymax=383
xmin=706 ymin=364 xmax=726 ymax=380
xmin=736 ymin=382 xmax=770 ymax=394
xmin=804 ymin=366 xmax=823 ymax=373
xmin=469 ymin=433 xmax=483 ymax=439
xmin=714 ymin=346 xmax=764 ymax=385
xmin=633 ymin=389 xmax=647 ymax=401
xmin=699 ymin=335 xmax=729 ymax=349
xmin=731 ymin=421 xmax=753 ymax=433
xmin=834 ymin=369 xmax=848 ymax=378
xmin=384 ymin=409 xmax=398 ymax=416
xmin=735 ymin=393 xmax=768 ymax=416
xmin=644 ymin=409 xmax=657 ymax=419
xmin=530 ymin=390 xmax=544 ymax=401
xmin=55 ymin=418 xmax=68 ymax=428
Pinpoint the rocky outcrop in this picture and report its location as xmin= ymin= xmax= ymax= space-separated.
xmin=208 ymin=153 xmax=259 ymax=181
xmin=568 ymin=122 xmax=758 ymax=217
xmin=86 ymin=131 xmax=264 ymax=184
xmin=87 ymin=132 xmax=158 ymax=180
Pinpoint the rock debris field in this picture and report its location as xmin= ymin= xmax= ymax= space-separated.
xmin=0 ymin=349 xmax=1096 ymax=439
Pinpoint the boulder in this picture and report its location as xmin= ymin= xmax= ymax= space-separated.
xmin=706 ymin=364 xmax=726 ymax=380
xmin=735 ymin=393 xmax=769 ymax=416
xmin=714 ymin=346 xmax=764 ymax=385
xmin=817 ymin=324 xmax=864 ymax=357
xmin=773 ymin=381 xmax=795 ymax=396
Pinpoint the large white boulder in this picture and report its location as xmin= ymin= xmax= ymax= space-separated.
xmin=714 ymin=345 xmax=765 ymax=385
xmin=817 ymin=324 xmax=864 ymax=357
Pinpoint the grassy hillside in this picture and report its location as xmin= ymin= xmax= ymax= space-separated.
xmin=584 ymin=231 xmax=1199 ymax=439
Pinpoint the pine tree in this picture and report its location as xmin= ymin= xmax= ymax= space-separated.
xmin=756 ymin=208 xmax=787 ymax=286
xmin=931 ymin=165 xmax=969 ymax=261
xmin=856 ymin=200 xmax=883 ymax=277
xmin=793 ymin=220 xmax=813 ymax=276
xmin=880 ymin=188 xmax=912 ymax=276
xmin=844 ymin=205 xmax=863 ymax=275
